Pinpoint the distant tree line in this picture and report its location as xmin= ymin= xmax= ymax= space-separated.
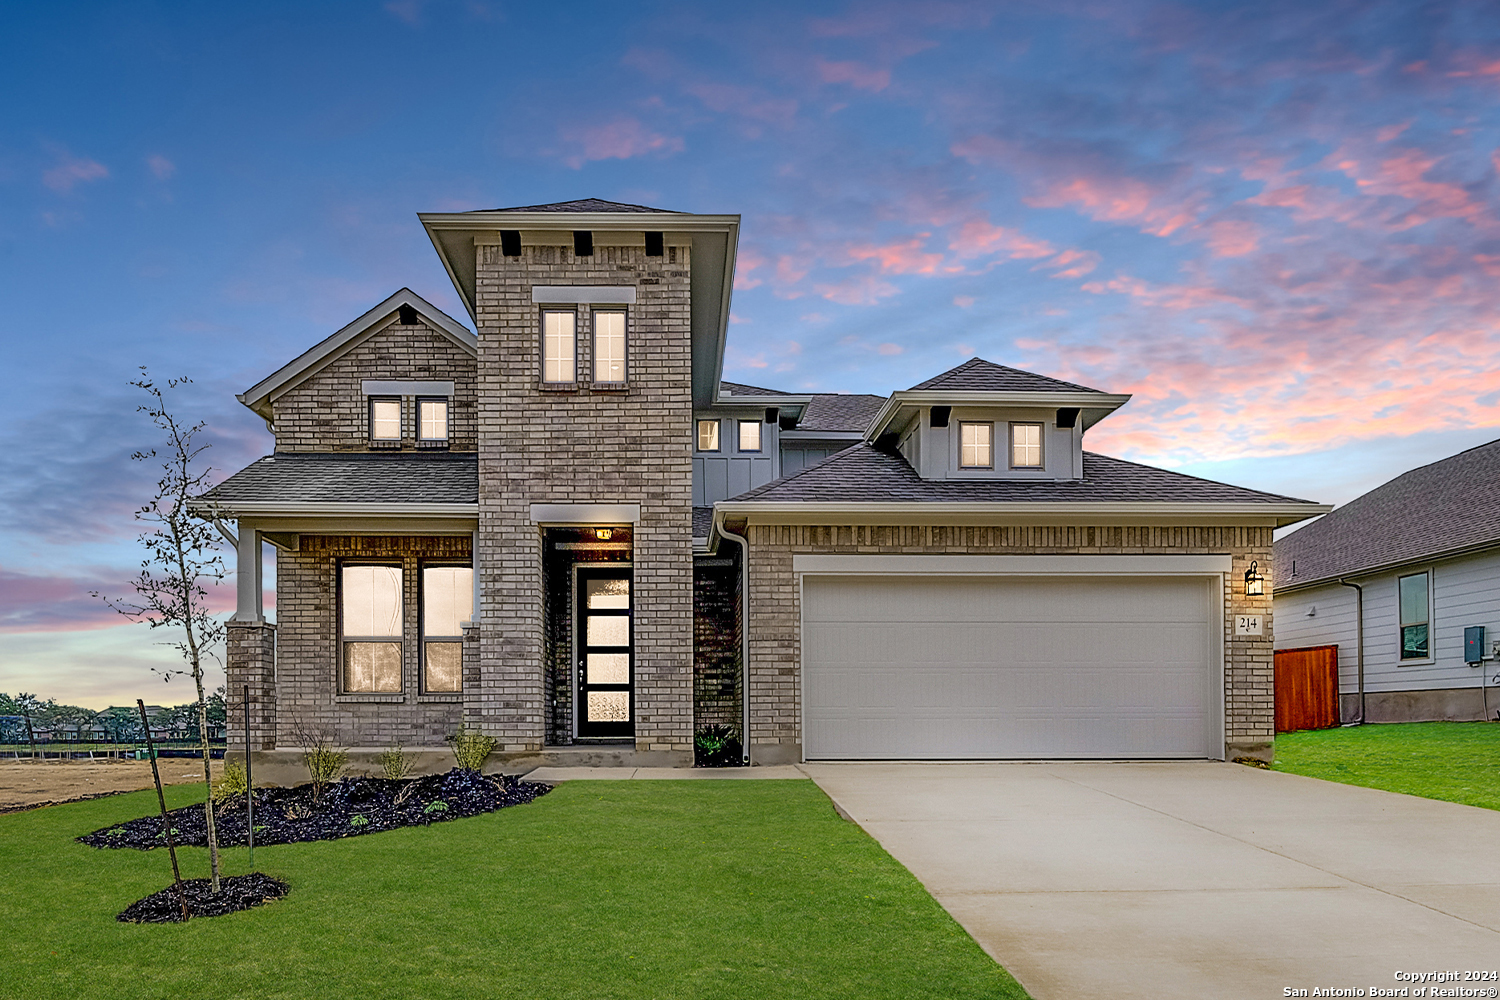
xmin=0 ymin=690 xmax=226 ymax=745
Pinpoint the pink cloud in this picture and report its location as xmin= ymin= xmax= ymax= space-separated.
xmin=814 ymin=275 xmax=900 ymax=306
xmin=876 ymin=342 xmax=904 ymax=355
xmin=1037 ymin=248 xmax=1101 ymax=279
xmin=1026 ymin=174 xmax=1199 ymax=237
xmin=557 ymin=117 xmax=684 ymax=169
xmin=817 ymin=60 xmax=891 ymax=91
xmin=0 ymin=566 xmax=234 ymax=634
xmin=146 ymin=155 xmax=175 ymax=180
xmin=42 ymin=152 xmax=109 ymax=193
xmin=953 ymin=295 xmax=976 ymax=308
xmin=686 ymin=82 xmax=799 ymax=126
xmin=846 ymin=236 xmax=945 ymax=274
xmin=948 ymin=219 xmax=1054 ymax=259
xmin=1202 ymin=219 xmax=1260 ymax=257
xmin=734 ymin=248 xmax=766 ymax=290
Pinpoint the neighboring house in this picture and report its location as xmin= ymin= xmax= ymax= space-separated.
xmin=203 ymin=198 xmax=1326 ymax=776
xmin=1274 ymin=439 xmax=1500 ymax=723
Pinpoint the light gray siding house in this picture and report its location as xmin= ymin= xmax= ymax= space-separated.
xmin=1274 ymin=438 xmax=1500 ymax=723
xmin=204 ymin=197 xmax=1327 ymax=777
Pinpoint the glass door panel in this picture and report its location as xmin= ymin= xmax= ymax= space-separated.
xmin=577 ymin=568 xmax=632 ymax=737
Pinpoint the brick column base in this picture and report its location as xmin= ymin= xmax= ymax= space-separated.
xmin=227 ymin=622 xmax=277 ymax=754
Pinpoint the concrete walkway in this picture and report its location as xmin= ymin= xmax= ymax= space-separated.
xmin=521 ymin=764 xmax=806 ymax=782
xmin=802 ymin=762 xmax=1500 ymax=1000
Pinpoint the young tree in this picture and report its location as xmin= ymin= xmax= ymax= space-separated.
xmin=93 ymin=370 xmax=228 ymax=893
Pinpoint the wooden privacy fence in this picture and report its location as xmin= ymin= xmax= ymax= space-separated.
xmin=1274 ymin=644 xmax=1340 ymax=733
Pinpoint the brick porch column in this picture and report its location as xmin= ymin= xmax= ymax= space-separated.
xmin=226 ymin=621 xmax=277 ymax=759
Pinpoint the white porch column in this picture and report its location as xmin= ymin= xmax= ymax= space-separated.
xmin=233 ymin=522 xmax=263 ymax=623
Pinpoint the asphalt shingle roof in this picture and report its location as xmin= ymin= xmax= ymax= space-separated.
xmin=692 ymin=507 xmax=714 ymax=538
xmin=719 ymin=380 xmax=794 ymax=397
xmin=1276 ymin=437 xmax=1500 ymax=588
xmin=202 ymin=453 xmax=477 ymax=506
xmin=909 ymin=357 xmax=1104 ymax=394
xmin=482 ymin=198 xmax=674 ymax=214
xmin=727 ymin=444 xmax=1312 ymax=505
xmin=797 ymin=394 xmax=888 ymax=434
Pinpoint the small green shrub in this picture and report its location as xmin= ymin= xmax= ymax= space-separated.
xmin=446 ymin=724 xmax=497 ymax=772
xmin=378 ymin=743 xmax=416 ymax=782
xmin=211 ymin=759 xmax=249 ymax=804
xmin=103 ymin=827 xmax=125 ymax=838
xmin=423 ymin=800 xmax=449 ymax=815
xmin=293 ymin=725 xmax=349 ymax=802
xmin=694 ymin=724 xmax=744 ymax=768
xmin=349 ymin=815 xmax=369 ymax=828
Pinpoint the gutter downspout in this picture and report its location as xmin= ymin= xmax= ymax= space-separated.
xmin=715 ymin=523 xmax=752 ymax=765
xmin=1338 ymin=579 xmax=1365 ymax=724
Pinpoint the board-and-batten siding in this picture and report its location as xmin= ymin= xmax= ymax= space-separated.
xmin=1274 ymin=547 xmax=1500 ymax=694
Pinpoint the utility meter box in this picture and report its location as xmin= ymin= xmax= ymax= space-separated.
xmin=1465 ymin=625 xmax=1486 ymax=665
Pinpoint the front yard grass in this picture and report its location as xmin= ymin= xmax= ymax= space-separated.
xmin=0 ymin=778 xmax=1027 ymax=1000
xmin=1273 ymin=721 xmax=1500 ymax=810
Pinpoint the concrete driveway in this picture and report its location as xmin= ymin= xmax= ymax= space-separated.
xmin=803 ymin=762 xmax=1500 ymax=1000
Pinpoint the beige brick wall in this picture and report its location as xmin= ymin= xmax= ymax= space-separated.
xmin=272 ymin=534 xmax=471 ymax=747
xmin=272 ymin=319 xmax=477 ymax=452
xmin=743 ymin=523 xmax=1274 ymax=760
xmin=473 ymin=244 xmax=694 ymax=752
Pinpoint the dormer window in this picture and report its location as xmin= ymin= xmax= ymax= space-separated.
xmin=418 ymin=397 xmax=449 ymax=447
xmin=370 ymin=397 xmax=401 ymax=445
xmin=959 ymin=422 xmax=993 ymax=468
xmin=1010 ymin=422 xmax=1043 ymax=468
xmin=738 ymin=419 xmax=762 ymax=453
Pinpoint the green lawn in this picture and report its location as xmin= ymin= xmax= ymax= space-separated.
xmin=1 ymin=779 xmax=1027 ymax=1000
xmin=1273 ymin=721 xmax=1500 ymax=810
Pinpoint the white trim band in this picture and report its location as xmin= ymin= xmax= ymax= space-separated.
xmin=532 ymin=286 xmax=637 ymax=304
xmin=361 ymin=380 xmax=455 ymax=396
xmin=791 ymin=554 xmax=1233 ymax=576
xmin=529 ymin=503 xmax=641 ymax=524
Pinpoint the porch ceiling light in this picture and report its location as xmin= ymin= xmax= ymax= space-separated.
xmin=595 ymin=529 xmax=613 ymax=540
xmin=1244 ymin=560 xmax=1264 ymax=597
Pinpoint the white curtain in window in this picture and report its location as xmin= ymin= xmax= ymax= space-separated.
xmin=593 ymin=311 xmax=626 ymax=382
xmin=343 ymin=565 xmax=402 ymax=637
xmin=423 ymin=566 xmax=474 ymax=637
xmin=543 ymin=311 xmax=576 ymax=382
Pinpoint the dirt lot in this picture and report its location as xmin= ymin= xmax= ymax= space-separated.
xmin=0 ymin=758 xmax=224 ymax=813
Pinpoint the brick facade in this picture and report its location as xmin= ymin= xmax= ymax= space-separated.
xmin=693 ymin=556 xmax=742 ymax=734
xmin=272 ymin=319 xmax=477 ymax=453
xmin=226 ymin=622 xmax=277 ymax=754
xmin=742 ymin=523 xmax=1275 ymax=762
xmin=271 ymin=534 xmax=471 ymax=747
xmin=472 ymin=243 xmax=695 ymax=754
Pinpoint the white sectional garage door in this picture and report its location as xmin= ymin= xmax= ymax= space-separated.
xmin=803 ymin=574 xmax=1219 ymax=759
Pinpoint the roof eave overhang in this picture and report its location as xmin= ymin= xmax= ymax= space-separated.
xmin=1274 ymin=535 xmax=1500 ymax=595
xmin=707 ymin=392 xmax=813 ymax=412
xmin=865 ymin=390 xmax=1134 ymax=441
xmin=192 ymin=501 xmax=478 ymax=518
xmin=714 ymin=500 xmax=1331 ymax=530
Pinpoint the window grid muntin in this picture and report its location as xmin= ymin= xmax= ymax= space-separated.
xmin=370 ymin=397 xmax=401 ymax=442
xmin=959 ymin=421 xmax=993 ymax=468
xmin=697 ymin=419 xmax=720 ymax=452
xmin=1010 ymin=422 xmax=1044 ymax=468
xmin=738 ymin=419 xmax=762 ymax=453
xmin=592 ymin=308 xmax=628 ymax=384
xmin=417 ymin=397 xmax=449 ymax=442
xmin=541 ymin=309 xmax=577 ymax=384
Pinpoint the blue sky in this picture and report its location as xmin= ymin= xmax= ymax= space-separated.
xmin=4 ymin=0 xmax=1500 ymax=707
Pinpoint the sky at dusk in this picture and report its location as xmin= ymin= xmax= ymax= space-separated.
xmin=3 ymin=0 xmax=1500 ymax=708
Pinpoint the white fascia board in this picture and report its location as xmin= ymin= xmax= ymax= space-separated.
xmin=864 ymin=390 xmax=1133 ymax=441
xmin=715 ymin=500 xmax=1332 ymax=528
xmin=529 ymin=502 xmax=641 ymax=524
xmin=420 ymin=211 xmax=741 ymax=231
xmin=198 ymin=501 xmax=477 ymax=516
xmin=237 ymin=288 xmax=476 ymax=419
xmin=792 ymin=553 xmax=1233 ymax=576
xmin=532 ymin=286 xmax=637 ymax=304
xmin=779 ymin=430 xmax=864 ymax=442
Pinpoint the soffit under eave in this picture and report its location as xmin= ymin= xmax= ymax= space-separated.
xmin=723 ymin=507 xmax=1316 ymax=528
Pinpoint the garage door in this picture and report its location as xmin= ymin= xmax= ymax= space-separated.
xmin=803 ymin=574 xmax=1219 ymax=759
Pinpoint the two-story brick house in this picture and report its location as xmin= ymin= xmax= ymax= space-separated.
xmin=205 ymin=198 xmax=1327 ymax=776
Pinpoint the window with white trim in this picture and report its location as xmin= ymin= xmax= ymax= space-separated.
xmin=542 ymin=309 xmax=577 ymax=384
xmin=1398 ymin=571 xmax=1430 ymax=660
xmin=738 ymin=419 xmax=761 ymax=453
xmin=342 ymin=564 xmax=403 ymax=692
xmin=959 ymin=422 xmax=993 ymax=468
xmin=422 ymin=565 xmax=472 ymax=692
xmin=697 ymin=419 xmax=720 ymax=452
xmin=370 ymin=397 xmax=401 ymax=444
xmin=417 ymin=397 xmax=449 ymax=446
xmin=592 ymin=309 xmax=627 ymax=384
xmin=1010 ymin=422 xmax=1043 ymax=468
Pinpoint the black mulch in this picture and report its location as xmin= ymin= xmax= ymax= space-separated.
xmin=118 ymin=872 xmax=290 ymax=923
xmin=80 ymin=769 xmax=550 ymax=850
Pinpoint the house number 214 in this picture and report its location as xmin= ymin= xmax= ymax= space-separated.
xmin=1235 ymin=615 xmax=1264 ymax=636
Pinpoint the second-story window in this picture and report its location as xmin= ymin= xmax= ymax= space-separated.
xmin=593 ymin=309 xmax=627 ymax=384
xmin=417 ymin=398 xmax=449 ymax=446
xmin=738 ymin=419 xmax=762 ymax=453
xmin=542 ymin=309 xmax=577 ymax=384
xmin=1010 ymin=422 xmax=1043 ymax=468
xmin=959 ymin=422 xmax=993 ymax=468
xmin=697 ymin=419 xmax=720 ymax=452
xmin=370 ymin=397 xmax=401 ymax=444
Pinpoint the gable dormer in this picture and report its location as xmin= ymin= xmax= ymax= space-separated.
xmin=865 ymin=358 xmax=1131 ymax=482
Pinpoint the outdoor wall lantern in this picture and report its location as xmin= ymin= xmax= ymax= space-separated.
xmin=1244 ymin=560 xmax=1265 ymax=597
xmin=595 ymin=528 xmax=613 ymax=541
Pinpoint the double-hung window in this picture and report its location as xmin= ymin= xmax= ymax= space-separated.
xmin=1398 ymin=571 xmax=1430 ymax=660
xmin=342 ymin=564 xmax=403 ymax=692
xmin=417 ymin=397 xmax=449 ymax=447
xmin=959 ymin=422 xmax=993 ymax=468
xmin=370 ymin=397 xmax=401 ymax=445
xmin=422 ymin=565 xmax=473 ymax=692
xmin=697 ymin=419 xmax=720 ymax=452
xmin=1010 ymin=422 xmax=1043 ymax=468
xmin=542 ymin=309 xmax=577 ymax=384
xmin=738 ymin=419 xmax=761 ymax=453
xmin=593 ymin=309 xmax=627 ymax=385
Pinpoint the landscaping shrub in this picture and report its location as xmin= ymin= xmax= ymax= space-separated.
xmin=293 ymin=726 xmax=348 ymax=802
xmin=210 ymin=759 xmax=249 ymax=805
xmin=447 ymin=724 xmax=497 ymax=772
xmin=695 ymin=724 xmax=745 ymax=768
xmin=378 ymin=743 xmax=416 ymax=781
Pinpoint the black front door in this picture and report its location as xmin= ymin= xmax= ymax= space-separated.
xmin=577 ymin=568 xmax=633 ymax=738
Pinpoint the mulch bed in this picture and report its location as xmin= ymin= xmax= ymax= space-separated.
xmin=79 ymin=769 xmax=550 ymax=850
xmin=118 ymin=872 xmax=290 ymax=923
